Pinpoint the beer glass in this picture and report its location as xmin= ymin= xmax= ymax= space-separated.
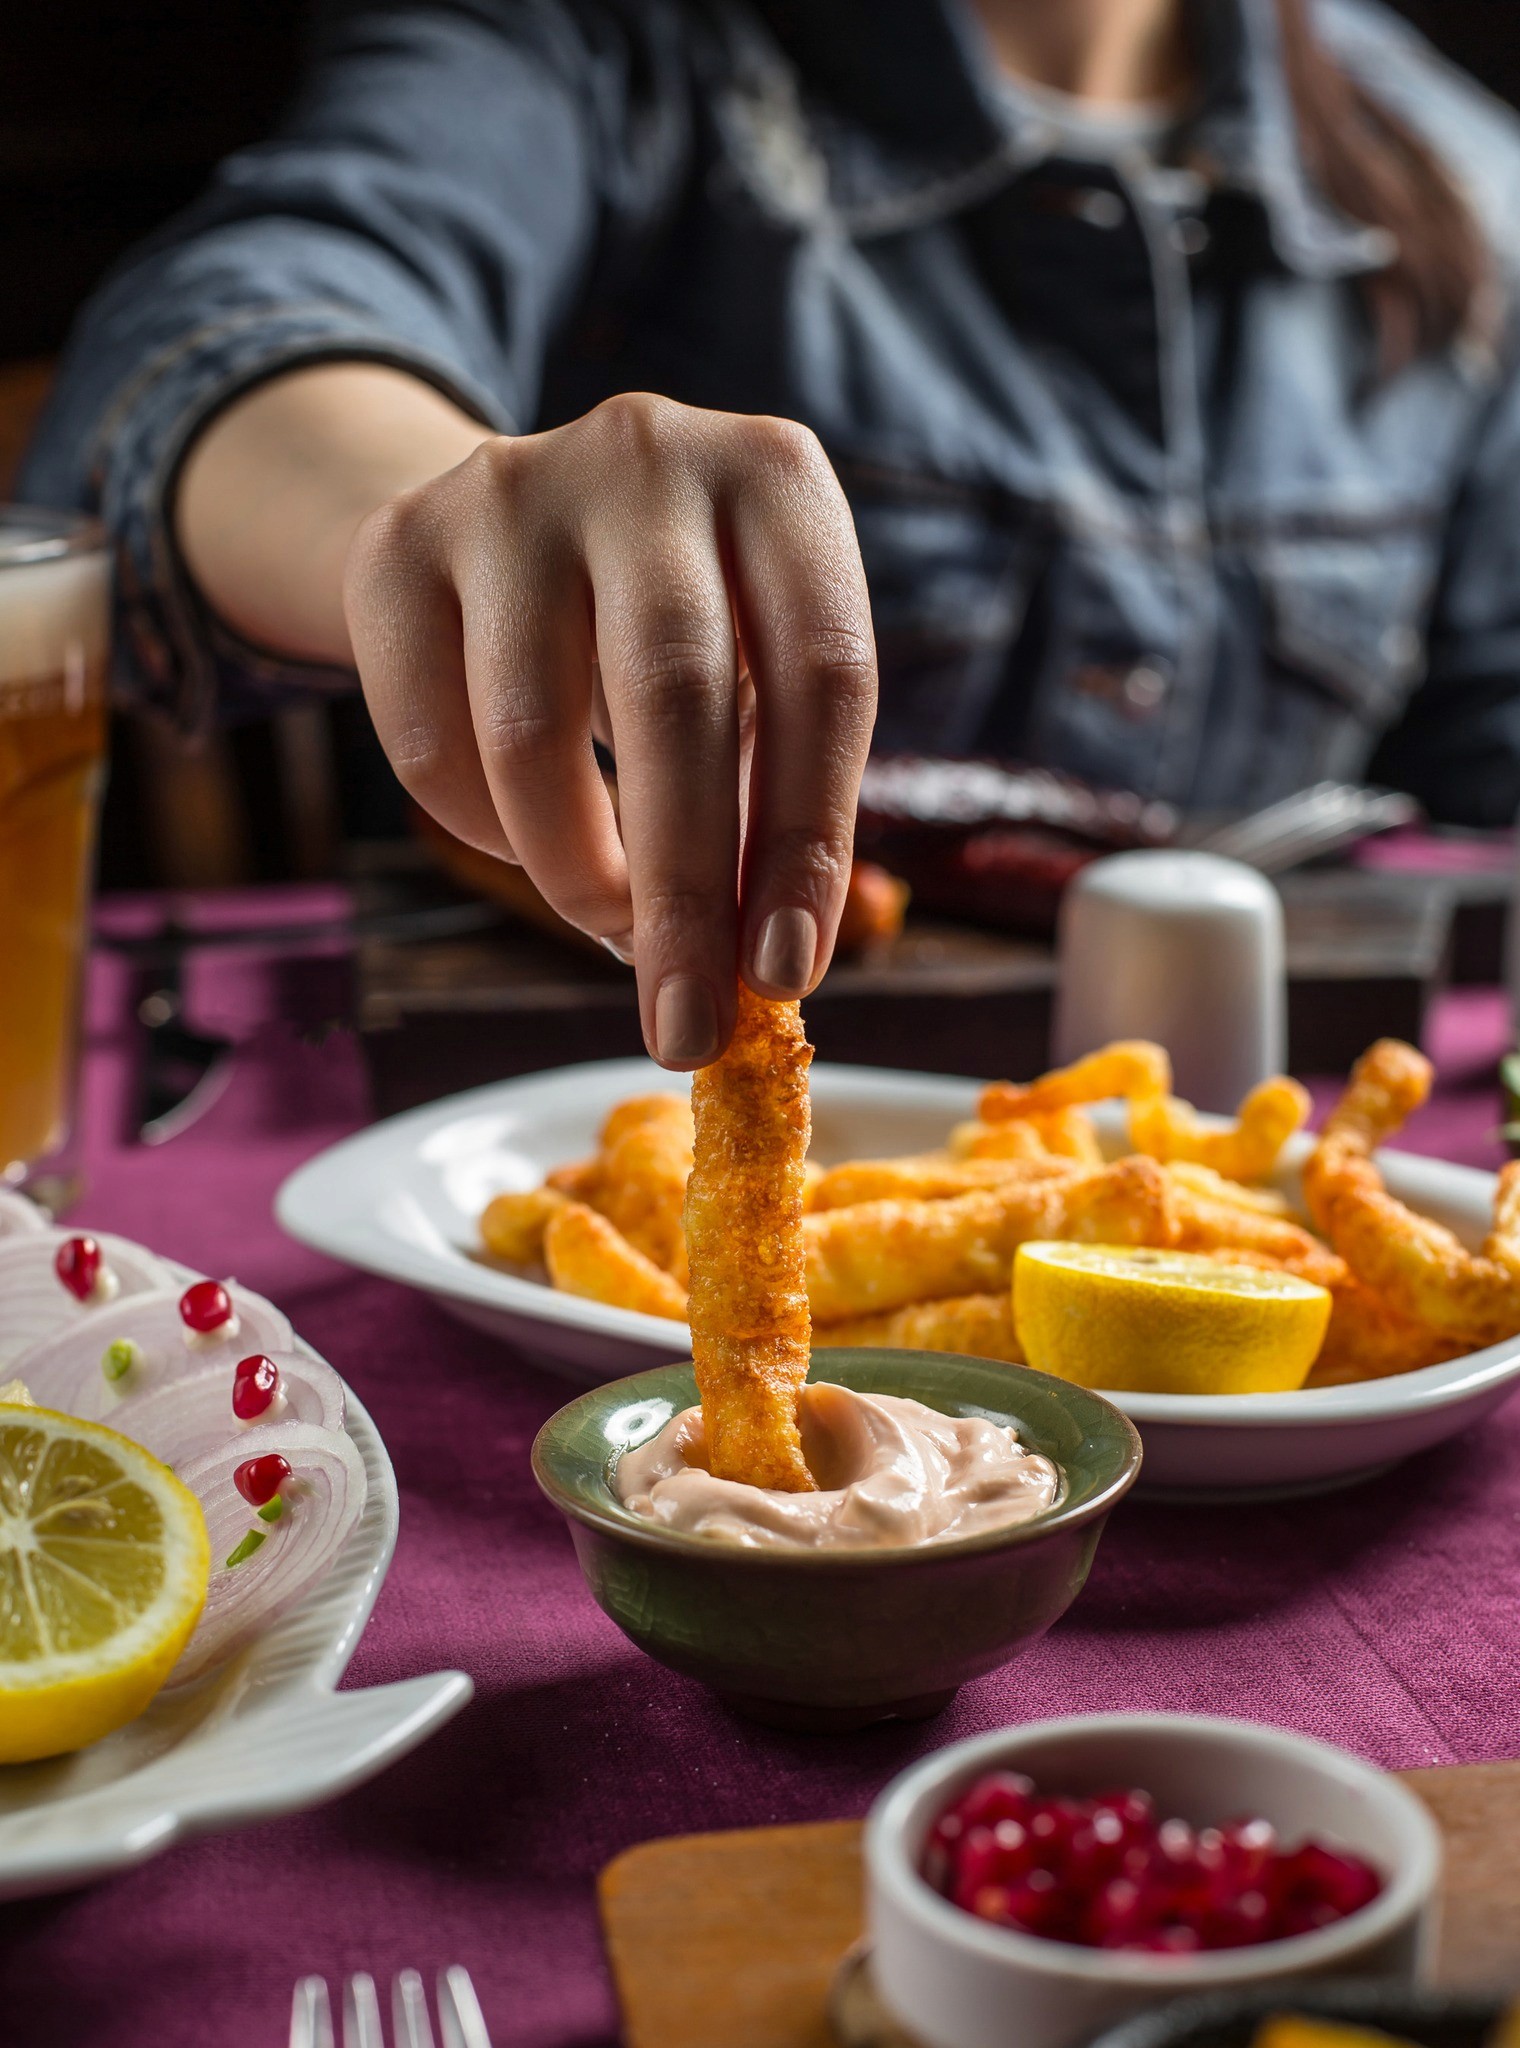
xmin=0 ymin=510 xmax=111 ymax=1206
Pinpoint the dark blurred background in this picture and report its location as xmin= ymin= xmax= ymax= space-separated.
xmin=2 ymin=0 xmax=1518 ymax=891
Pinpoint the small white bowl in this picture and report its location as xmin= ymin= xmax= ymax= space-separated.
xmin=865 ymin=1714 xmax=1441 ymax=2048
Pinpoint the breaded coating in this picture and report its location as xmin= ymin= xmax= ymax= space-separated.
xmin=980 ymin=1041 xmax=1172 ymax=1121
xmin=1059 ymin=1156 xmax=1179 ymax=1246
xmin=543 ymin=1201 xmax=689 ymax=1320
xmin=1130 ymin=1075 xmax=1310 ymax=1183
xmin=480 ymin=1186 xmax=569 ymax=1264
xmin=812 ymin=1292 xmax=1023 ymax=1362
xmin=684 ymin=984 xmax=815 ymax=1491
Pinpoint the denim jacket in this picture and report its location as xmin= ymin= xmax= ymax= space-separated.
xmin=22 ymin=0 xmax=1520 ymax=821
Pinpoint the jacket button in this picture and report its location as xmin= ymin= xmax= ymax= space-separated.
xmin=1171 ymin=216 xmax=1210 ymax=257
xmin=1121 ymin=662 xmax=1170 ymax=714
xmin=1075 ymin=189 xmax=1126 ymax=230
xmin=1380 ymin=623 xmax=1420 ymax=671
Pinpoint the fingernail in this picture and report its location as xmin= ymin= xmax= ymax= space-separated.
xmin=599 ymin=933 xmax=635 ymax=966
xmin=654 ymin=975 xmax=719 ymax=1065
xmin=752 ymin=906 xmax=818 ymax=995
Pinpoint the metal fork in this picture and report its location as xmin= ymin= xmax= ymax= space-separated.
xmin=290 ymin=1968 xmax=491 ymax=2048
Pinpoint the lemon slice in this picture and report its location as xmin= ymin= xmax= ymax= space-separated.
xmin=0 ymin=1405 xmax=210 ymax=1761
xmin=1013 ymin=1244 xmax=1332 ymax=1396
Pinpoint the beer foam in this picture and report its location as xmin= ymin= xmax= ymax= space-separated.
xmin=0 ymin=551 xmax=110 ymax=688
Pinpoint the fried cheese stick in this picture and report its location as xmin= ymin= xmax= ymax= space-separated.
xmin=1304 ymin=1039 xmax=1520 ymax=1345
xmin=812 ymin=1292 xmax=1023 ymax=1361
xmin=807 ymin=1152 xmax=1074 ymax=1211
xmin=1129 ymin=1076 xmax=1311 ymax=1183
xmin=480 ymin=1186 xmax=570 ymax=1264
xmin=805 ymin=1157 xmax=1176 ymax=1321
xmin=543 ymin=1201 xmax=689 ymax=1320
xmin=684 ymin=985 xmax=815 ymax=1491
xmin=593 ymin=1092 xmax=694 ymax=1283
xmin=1307 ymin=1274 xmax=1463 ymax=1385
xmin=980 ymin=1041 xmax=1172 ymax=1122
xmin=949 ymin=1109 xmax=1105 ymax=1165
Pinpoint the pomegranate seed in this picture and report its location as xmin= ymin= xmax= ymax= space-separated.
xmin=1028 ymin=1795 xmax=1086 ymax=1860
xmin=1086 ymin=1876 xmax=1153 ymax=1948
xmin=1093 ymin=1788 xmax=1156 ymax=1845
xmin=232 ymin=1353 xmax=280 ymax=1420
xmin=1004 ymin=1867 xmax=1070 ymax=1939
xmin=233 ymin=1453 xmax=291 ymax=1507
xmin=1203 ymin=1887 xmax=1272 ymax=1949
xmin=180 ymin=1280 xmax=233 ymax=1333
xmin=1061 ymin=1823 xmax=1123 ymax=1893
xmin=1275 ymin=1842 xmax=1381 ymax=1923
xmin=55 ymin=1236 xmax=102 ymax=1302
xmin=955 ymin=1771 xmax=1035 ymax=1830
xmin=1216 ymin=1823 xmax=1276 ymax=1896
xmin=1156 ymin=1817 xmax=1196 ymax=1864
xmin=950 ymin=1827 xmax=1003 ymax=1910
xmin=990 ymin=1820 xmax=1033 ymax=1884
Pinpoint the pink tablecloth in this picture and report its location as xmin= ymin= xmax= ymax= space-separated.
xmin=1 ymin=907 xmax=1517 ymax=2047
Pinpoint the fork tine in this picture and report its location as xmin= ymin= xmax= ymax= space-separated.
xmin=437 ymin=1967 xmax=492 ymax=2048
xmin=343 ymin=1972 xmax=385 ymax=2048
xmin=291 ymin=1977 xmax=335 ymax=2048
xmin=393 ymin=1969 xmax=435 ymax=2048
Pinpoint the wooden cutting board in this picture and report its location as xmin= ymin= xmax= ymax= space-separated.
xmin=597 ymin=1762 xmax=1520 ymax=2048
xmin=350 ymin=846 xmax=1458 ymax=1115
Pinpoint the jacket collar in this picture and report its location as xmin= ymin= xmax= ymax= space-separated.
xmin=746 ymin=0 xmax=1392 ymax=274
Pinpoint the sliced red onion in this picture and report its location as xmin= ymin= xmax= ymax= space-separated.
xmin=169 ymin=1422 xmax=368 ymax=1686
xmin=102 ymin=1349 xmax=346 ymax=1472
xmin=9 ymin=1282 xmax=294 ymax=1419
xmin=0 ymin=1232 xmax=178 ymax=1369
xmin=0 ymin=1190 xmax=46 ymax=1238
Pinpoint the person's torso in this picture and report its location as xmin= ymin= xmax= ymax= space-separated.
xmin=537 ymin=0 xmax=1520 ymax=809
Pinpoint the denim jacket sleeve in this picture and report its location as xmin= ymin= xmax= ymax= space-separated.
xmin=1370 ymin=338 xmax=1520 ymax=827
xmin=19 ymin=0 xmax=672 ymax=729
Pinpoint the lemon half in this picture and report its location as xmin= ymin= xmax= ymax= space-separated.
xmin=1013 ymin=1244 xmax=1331 ymax=1397
xmin=0 ymin=1405 xmax=210 ymax=1762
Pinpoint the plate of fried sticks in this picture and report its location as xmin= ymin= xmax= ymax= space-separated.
xmin=277 ymin=1038 xmax=1520 ymax=1496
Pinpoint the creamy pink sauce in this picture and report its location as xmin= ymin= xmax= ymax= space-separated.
xmin=613 ymin=1383 xmax=1061 ymax=1550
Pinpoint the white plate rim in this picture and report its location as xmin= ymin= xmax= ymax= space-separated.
xmin=274 ymin=1058 xmax=1520 ymax=1432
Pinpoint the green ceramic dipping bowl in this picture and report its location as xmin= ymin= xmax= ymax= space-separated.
xmin=531 ymin=1349 xmax=1142 ymax=1731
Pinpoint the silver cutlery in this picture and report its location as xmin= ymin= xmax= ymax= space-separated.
xmin=290 ymin=1968 xmax=491 ymax=2048
xmin=1189 ymin=780 xmax=1420 ymax=873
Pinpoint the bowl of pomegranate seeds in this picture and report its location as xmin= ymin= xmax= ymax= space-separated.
xmin=865 ymin=1714 xmax=1441 ymax=2048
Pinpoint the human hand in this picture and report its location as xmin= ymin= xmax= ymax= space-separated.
xmin=345 ymin=392 xmax=876 ymax=1065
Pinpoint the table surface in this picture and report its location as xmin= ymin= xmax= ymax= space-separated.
xmin=1 ymin=887 xmax=1517 ymax=2048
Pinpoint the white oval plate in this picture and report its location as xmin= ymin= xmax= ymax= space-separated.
xmin=0 ymin=1261 xmax=471 ymax=1900
xmin=275 ymin=1060 xmax=1520 ymax=1498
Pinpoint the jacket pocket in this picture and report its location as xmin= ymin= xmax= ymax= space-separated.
xmin=1256 ymin=532 xmax=1437 ymax=726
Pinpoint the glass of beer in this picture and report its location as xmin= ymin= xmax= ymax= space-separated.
xmin=0 ymin=510 xmax=111 ymax=1207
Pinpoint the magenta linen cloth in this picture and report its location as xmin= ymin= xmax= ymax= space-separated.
xmin=1 ymin=905 xmax=1516 ymax=2046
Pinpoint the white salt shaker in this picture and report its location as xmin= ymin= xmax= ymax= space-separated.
xmin=1052 ymin=850 xmax=1287 ymax=1112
